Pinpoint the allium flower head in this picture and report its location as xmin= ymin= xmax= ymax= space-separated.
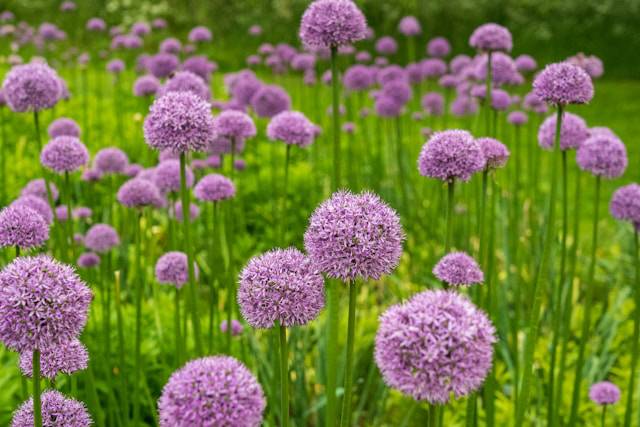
xmin=155 ymin=251 xmax=197 ymax=289
xmin=398 ymin=16 xmax=421 ymax=36
xmin=469 ymin=23 xmax=512 ymax=52
xmin=133 ymin=75 xmax=160 ymax=97
xmin=213 ymin=110 xmax=257 ymax=140
xmin=48 ymin=118 xmax=80 ymax=138
xmin=375 ymin=290 xmax=497 ymax=404
xmin=21 ymin=178 xmax=59 ymax=202
xmin=117 ymin=179 xmax=161 ymax=207
xmin=537 ymin=112 xmax=589 ymax=151
xmin=82 ymin=169 xmax=102 ymax=183
xmin=576 ymin=134 xmax=627 ymax=179
xmin=154 ymin=159 xmax=194 ymax=193
xmin=0 ymin=204 xmax=49 ymax=250
xmin=344 ymin=65 xmax=374 ymax=91
xmin=124 ymin=164 xmax=143 ymax=177
xmin=427 ymin=37 xmax=451 ymax=57
xmin=87 ymin=17 xmax=106 ymax=31
xmin=589 ymin=382 xmax=621 ymax=405
xmin=85 ymin=224 xmax=120 ymax=253
xmin=508 ymin=111 xmax=528 ymax=125
xmin=421 ymin=58 xmax=448 ymax=78
xmin=131 ymin=22 xmax=150 ymax=36
xmin=40 ymin=136 xmax=90 ymax=174
xmin=291 ymin=53 xmax=316 ymax=71
xmin=19 ymin=338 xmax=88 ymax=379
xmin=375 ymin=36 xmax=398 ymax=55
xmin=11 ymin=389 xmax=92 ymax=427
xmin=450 ymin=54 xmax=472 ymax=74
xmin=158 ymin=71 xmax=210 ymax=101
xmin=144 ymin=91 xmax=215 ymax=154
xmin=147 ymin=53 xmax=180 ymax=79
xmin=304 ymin=190 xmax=405 ymax=282
xmin=299 ymin=0 xmax=367 ymax=48
xmin=0 ymin=255 xmax=92 ymax=352
xmin=159 ymin=38 xmax=182 ymax=54
xmin=238 ymin=247 xmax=325 ymax=328
xmin=220 ymin=320 xmax=243 ymax=336
xmin=194 ymin=174 xmax=236 ymax=202
xmin=250 ymin=85 xmax=291 ymax=118
xmin=375 ymin=96 xmax=403 ymax=118
xmin=172 ymin=201 xmax=200 ymax=222
xmin=188 ymin=26 xmax=211 ymax=42
xmin=451 ymin=96 xmax=478 ymax=117
xmin=418 ymin=130 xmax=486 ymax=182
xmin=77 ymin=252 xmax=100 ymax=268
xmin=478 ymin=137 xmax=510 ymax=170
xmin=182 ymin=56 xmax=215 ymax=83
xmin=610 ymin=183 xmax=640 ymax=222
xmin=567 ymin=53 xmax=604 ymax=79
xmin=2 ymin=62 xmax=61 ymax=112
xmin=515 ymin=54 xmax=537 ymax=72
xmin=106 ymin=59 xmax=125 ymax=74
xmin=433 ymin=252 xmax=484 ymax=286
xmin=422 ymin=92 xmax=444 ymax=116
xmin=11 ymin=195 xmax=53 ymax=224
xmin=266 ymin=111 xmax=315 ymax=147
xmin=533 ymin=62 xmax=594 ymax=107
xmin=158 ymin=356 xmax=265 ymax=427
xmin=208 ymin=134 xmax=245 ymax=155
xmin=382 ymin=80 xmax=412 ymax=105
xmin=93 ymin=147 xmax=129 ymax=174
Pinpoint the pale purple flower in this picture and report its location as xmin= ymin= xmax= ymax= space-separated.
xmin=159 ymin=38 xmax=182 ymax=54
xmin=11 ymin=390 xmax=92 ymax=427
xmin=267 ymin=111 xmax=316 ymax=147
xmin=398 ymin=16 xmax=421 ymax=36
xmin=469 ymin=23 xmax=513 ymax=52
xmin=2 ymin=62 xmax=61 ymax=112
xmin=567 ymin=53 xmax=604 ymax=79
xmin=478 ymin=137 xmax=510 ymax=170
xmin=508 ymin=111 xmax=528 ymax=125
xmin=40 ymin=136 xmax=90 ymax=174
xmin=194 ymin=174 xmax=235 ymax=202
xmin=171 ymin=201 xmax=200 ymax=222
xmin=158 ymin=71 xmax=210 ymax=101
xmin=106 ymin=59 xmax=125 ymax=74
xmin=93 ymin=147 xmax=128 ymax=174
xmin=611 ymin=184 xmax=640 ymax=222
xmin=124 ymin=163 xmax=143 ymax=177
xmin=153 ymin=160 xmax=194 ymax=193
xmin=188 ymin=26 xmax=211 ymax=42
xmin=147 ymin=53 xmax=180 ymax=79
xmin=213 ymin=110 xmax=257 ymax=140
xmin=152 ymin=19 xmax=167 ymax=30
xmin=433 ymin=252 xmax=484 ymax=286
xmin=248 ymin=25 xmax=262 ymax=36
xmin=418 ymin=130 xmax=486 ymax=182
xmin=87 ymin=18 xmax=106 ymax=31
xmin=576 ymin=134 xmax=627 ymax=179
xmin=250 ymin=85 xmax=291 ymax=118
xmin=515 ymin=54 xmax=537 ymax=72
xmin=421 ymin=92 xmax=444 ymax=116
xmin=131 ymin=22 xmax=150 ymax=36
xmin=589 ymin=382 xmax=621 ymax=405
xmin=117 ymin=179 xmax=161 ymax=207
xmin=0 ymin=205 xmax=49 ymax=250
xmin=537 ymin=112 xmax=589 ymax=151
xmin=375 ymin=96 xmax=403 ymax=118
xmin=81 ymin=169 xmax=102 ymax=182
xmin=19 ymin=338 xmax=88 ymax=379
xmin=451 ymin=96 xmax=478 ymax=117
xmin=421 ymin=58 xmax=447 ymax=78
xmin=133 ymin=75 xmax=160 ymax=97
xmin=48 ymin=118 xmax=80 ymax=138
xmin=85 ymin=224 xmax=119 ymax=253
xmin=376 ymin=36 xmax=398 ymax=55
xmin=427 ymin=37 xmax=451 ymax=57
xmin=21 ymin=178 xmax=59 ymax=202
xmin=220 ymin=320 xmax=243 ymax=336
xmin=182 ymin=56 xmax=215 ymax=82
xmin=533 ymin=62 xmax=594 ymax=106
xmin=450 ymin=54 xmax=472 ymax=74
xmin=155 ymin=251 xmax=197 ymax=289
xmin=11 ymin=196 xmax=53 ymax=224
xmin=299 ymin=0 xmax=367 ymax=48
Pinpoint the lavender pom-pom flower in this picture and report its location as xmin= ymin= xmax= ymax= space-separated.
xmin=478 ymin=137 xmax=510 ymax=170
xmin=537 ymin=112 xmax=589 ymax=151
xmin=576 ymin=134 xmax=627 ymax=180
xmin=418 ymin=130 xmax=486 ymax=182
xmin=533 ymin=62 xmax=594 ymax=107
xmin=194 ymin=174 xmax=236 ymax=202
xmin=610 ymin=183 xmax=640 ymax=222
xmin=117 ymin=179 xmax=162 ymax=208
xmin=93 ymin=147 xmax=129 ymax=174
xmin=155 ymin=251 xmax=198 ymax=289
xmin=299 ymin=0 xmax=367 ymax=48
xmin=469 ymin=23 xmax=512 ymax=52
xmin=433 ymin=251 xmax=484 ymax=286
xmin=21 ymin=179 xmax=60 ymax=202
xmin=19 ymin=338 xmax=89 ymax=379
xmin=11 ymin=389 xmax=92 ymax=427
xmin=47 ymin=118 xmax=80 ymax=138
xmin=85 ymin=224 xmax=120 ymax=253
xmin=40 ymin=136 xmax=90 ymax=174
xmin=2 ymin=62 xmax=62 ymax=113
xmin=266 ymin=111 xmax=316 ymax=147
xmin=220 ymin=320 xmax=243 ymax=336
xmin=0 ymin=205 xmax=49 ymax=250
xmin=589 ymin=381 xmax=621 ymax=405
xmin=11 ymin=196 xmax=53 ymax=224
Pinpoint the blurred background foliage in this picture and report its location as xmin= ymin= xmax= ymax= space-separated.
xmin=2 ymin=0 xmax=639 ymax=78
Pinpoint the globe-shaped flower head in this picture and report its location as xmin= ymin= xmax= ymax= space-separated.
xmin=427 ymin=37 xmax=451 ymax=57
xmin=576 ymin=134 xmax=627 ymax=179
xmin=158 ymin=356 xmax=265 ymax=427
xmin=48 ymin=118 xmax=80 ymax=138
xmin=188 ymin=26 xmax=211 ymax=43
xmin=21 ymin=179 xmax=59 ymax=202
xmin=433 ymin=252 xmax=484 ymax=286
xmin=194 ymin=174 xmax=236 ymax=202
xmin=11 ymin=390 xmax=92 ymax=427
xmin=2 ymin=62 xmax=62 ymax=112
xmin=133 ymin=75 xmax=160 ymax=97
xmin=117 ymin=179 xmax=161 ymax=208
xmin=250 ymin=85 xmax=291 ymax=118
xmin=0 ymin=255 xmax=92 ymax=353
xmin=375 ymin=290 xmax=497 ymax=404
xmin=93 ymin=147 xmax=129 ymax=174
xmin=266 ymin=111 xmax=316 ymax=147
xmin=299 ymin=0 xmax=367 ymax=48
xmin=418 ymin=130 xmax=486 ymax=182
xmin=77 ymin=252 xmax=100 ymax=268
xmin=40 ymin=136 xmax=90 ymax=174
xmin=154 ymin=159 xmax=194 ymax=193
xmin=304 ymin=190 xmax=405 ymax=282
xmin=144 ymin=91 xmax=215 ymax=154
xmin=533 ymin=62 xmax=594 ymax=107
xmin=589 ymin=381 xmax=621 ymax=405
xmin=538 ymin=112 xmax=588 ymax=151
xmin=469 ymin=23 xmax=512 ymax=52
xmin=85 ymin=224 xmax=120 ymax=253
xmin=147 ymin=53 xmax=180 ymax=79
xmin=212 ymin=110 xmax=257 ymax=141
xmin=477 ymin=137 xmax=510 ymax=170
xmin=155 ymin=251 xmax=197 ymax=289
xmin=157 ymin=71 xmax=211 ymax=101
xmin=19 ymin=338 xmax=89 ymax=379
xmin=0 ymin=205 xmax=49 ymax=250
xmin=11 ymin=196 xmax=53 ymax=224
xmin=398 ymin=16 xmax=421 ymax=37
xmin=610 ymin=183 xmax=640 ymax=222
xmin=238 ymin=248 xmax=325 ymax=329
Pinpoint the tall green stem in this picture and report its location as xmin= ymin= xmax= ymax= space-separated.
xmin=115 ymin=271 xmax=129 ymax=425
xmin=330 ymin=46 xmax=341 ymax=189
xmin=64 ymin=171 xmax=75 ymax=260
xmin=33 ymin=350 xmax=42 ymax=427
xmin=279 ymin=324 xmax=290 ymax=427
xmin=175 ymin=288 xmax=183 ymax=365
xmin=601 ymin=404 xmax=607 ymax=427
xmin=340 ymin=279 xmax=357 ymax=427
xmin=0 ymin=109 xmax=6 ymax=205
xmin=445 ymin=181 xmax=455 ymax=253
xmin=280 ymin=144 xmax=291 ymax=246
xmin=180 ymin=153 xmax=203 ymax=355
xmin=515 ymin=105 xmax=563 ymax=426
xmin=568 ymin=175 xmax=602 ymax=426
xmin=485 ymin=52 xmax=492 ymax=136
xmin=325 ymin=280 xmax=339 ymax=427
xmin=624 ymin=229 xmax=640 ymax=427
xmin=133 ymin=211 xmax=142 ymax=426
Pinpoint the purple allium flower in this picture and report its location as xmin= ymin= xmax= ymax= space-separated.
xmin=73 ymin=233 xmax=84 ymax=245
xmin=19 ymin=338 xmax=88 ymax=379
xmin=427 ymin=37 xmax=451 ymax=57
xmin=490 ymin=88 xmax=511 ymax=111
xmin=172 ymin=201 xmax=200 ymax=222
xmin=450 ymin=54 xmax=472 ymax=74
xmin=304 ymin=190 xmax=405 ymax=282
xmin=343 ymin=122 xmax=355 ymax=133
xmin=375 ymin=36 xmax=398 ymax=55
xmin=375 ymin=289 xmax=497 ymax=404
xmin=2 ymin=62 xmax=61 ymax=113
xmin=537 ymin=112 xmax=589 ymax=151
xmin=375 ymin=96 xmax=403 ymax=118
xmin=398 ymin=16 xmax=421 ymax=36
xmin=154 ymin=160 xmax=194 ymax=193
xmin=206 ymin=155 xmax=221 ymax=168
xmin=238 ymin=247 xmax=325 ymax=328
xmin=374 ymin=57 xmax=389 ymax=67
xmin=406 ymin=63 xmax=425 ymax=84
xmin=93 ymin=147 xmax=128 ymax=174
xmin=188 ymin=26 xmax=211 ymax=42
xmin=515 ymin=54 xmax=537 ymax=72
xmin=421 ymin=58 xmax=448 ymax=78
xmin=266 ymin=111 xmax=315 ymax=147
xmin=85 ymin=224 xmax=119 ymax=253
xmin=589 ymin=382 xmax=621 ymax=405
xmin=48 ymin=118 xmax=80 ymax=138
xmin=182 ymin=56 xmax=215 ymax=83
xmin=299 ymin=0 xmax=367 ymax=48
xmin=533 ymin=62 xmax=594 ymax=107
xmin=60 ymin=1 xmax=76 ymax=11
xmin=11 ymin=196 xmax=53 ymax=224
xmin=159 ymin=38 xmax=182 ymax=54
xmin=73 ymin=207 xmax=92 ymax=219
xmin=106 ymin=59 xmax=125 ymax=74
xmin=291 ymin=53 xmax=316 ymax=71
xmin=131 ymin=22 xmax=150 ymax=36
xmin=355 ymin=51 xmax=371 ymax=63
xmin=508 ymin=111 xmax=528 ymax=126
xmin=124 ymin=163 xmax=143 ymax=177
xmin=576 ymin=134 xmax=627 ymax=179
xmin=220 ymin=320 xmax=243 ymax=336
xmin=11 ymin=389 xmax=92 ymax=427
xmin=147 ymin=53 xmax=180 ymax=79
xmin=377 ymin=65 xmax=407 ymax=86
xmin=208 ymin=134 xmax=246 ymax=155
xmin=55 ymin=205 xmax=69 ymax=222
xmin=418 ymin=130 xmax=486 ymax=182
xmin=421 ymin=127 xmax=433 ymax=138
xmin=234 ymin=158 xmax=246 ymax=171
xmin=158 ymin=71 xmax=210 ymax=101
xmin=86 ymin=17 xmax=106 ymax=31
xmin=144 ymin=91 xmax=215 ymax=154
xmin=589 ymin=126 xmax=619 ymax=140
xmin=250 ymin=85 xmax=291 ymax=118
xmin=381 ymin=80 xmax=412 ymax=105
xmin=0 ymin=205 xmax=49 ymax=250
xmin=40 ymin=136 xmax=90 ymax=174
xmin=158 ymin=356 xmax=265 ymax=426
xmin=474 ymin=52 xmax=521 ymax=86
xmin=0 ymin=254 xmax=92 ymax=353
xmin=421 ymin=92 xmax=444 ymax=116
xmin=567 ymin=53 xmax=604 ymax=79
xmin=155 ymin=251 xmax=197 ymax=289
xmin=81 ymin=169 xmax=102 ymax=183
xmin=478 ymin=137 xmax=510 ymax=170
xmin=117 ymin=179 xmax=161 ymax=207
xmin=78 ymin=252 xmax=100 ymax=268
xmin=39 ymin=23 xmax=61 ymax=40
xmin=133 ymin=75 xmax=160 ymax=97
xmin=433 ymin=251 xmax=484 ymax=286
xmin=194 ymin=174 xmax=235 ymax=202
xmin=152 ymin=19 xmax=167 ymax=30
xmin=248 ymin=25 xmax=262 ymax=36
xmin=212 ymin=110 xmax=257 ymax=140
xmin=21 ymin=178 xmax=59 ymax=202
xmin=247 ymin=55 xmax=261 ymax=67
xmin=451 ymin=96 xmax=478 ymax=117
xmin=611 ymin=184 xmax=640 ymax=222
xmin=469 ymin=23 xmax=512 ymax=52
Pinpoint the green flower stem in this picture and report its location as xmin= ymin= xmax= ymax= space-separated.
xmin=330 ymin=45 xmax=341 ymax=189
xmin=515 ymin=105 xmax=563 ymax=426
xmin=325 ymin=280 xmax=339 ymax=427
xmin=601 ymin=404 xmax=607 ymax=427
xmin=207 ymin=202 xmax=219 ymax=354
xmin=485 ymin=52 xmax=492 ymax=136
xmin=279 ymin=323 xmax=290 ymax=427
xmin=33 ymin=350 xmax=42 ymax=427
xmin=180 ymin=152 xmax=203 ymax=355
xmin=280 ymin=144 xmax=291 ymax=246
xmin=114 ymin=271 xmax=129 ymax=425
xmin=568 ymin=175 xmax=602 ymax=426
xmin=429 ymin=404 xmax=440 ymax=427
xmin=0 ymin=108 xmax=6 ymax=205
xmin=175 ymin=288 xmax=183 ymax=365
xmin=445 ymin=181 xmax=455 ymax=254
xmin=340 ymin=279 xmax=357 ymax=427
xmin=132 ymin=210 xmax=142 ymax=426
xmin=624 ymin=229 xmax=640 ymax=427
xmin=64 ymin=171 xmax=75 ymax=261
